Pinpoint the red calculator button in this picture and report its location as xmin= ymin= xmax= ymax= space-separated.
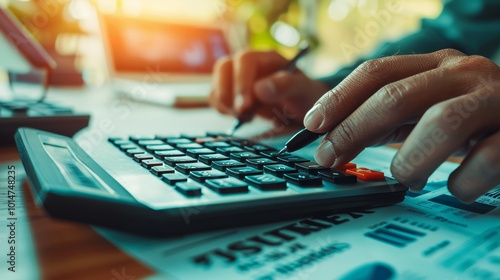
xmin=345 ymin=168 xmax=385 ymax=180
xmin=337 ymin=162 xmax=357 ymax=171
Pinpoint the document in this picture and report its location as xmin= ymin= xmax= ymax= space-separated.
xmin=96 ymin=146 xmax=500 ymax=280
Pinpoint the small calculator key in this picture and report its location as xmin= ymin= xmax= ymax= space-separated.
xmin=176 ymin=143 xmax=204 ymax=152
xmin=284 ymin=173 xmax=323 ymax=188
xmin=246 ymin=158 xmax=278 ymax=170
xmin=125 ymin=148 xmax=145 ymax=156
xmin=263 ymin=164 xmax=296 ymax=177
xmin=216 ymin=146 xmax=245 ymax=156
xmin=175 ymin=182 xmax=203 ymax=197
xmin=211 ymin=160 xmax=246 ymax=171
xmin=133 ymin=153 xmax=154 ymax=162
xmin=155 ymin=150 xmax=185 ymax=158
xmin=145 ymin=145 xmax=174 ymax=152
xmin=346 ymin=168 xmax=385 ymax=181
xmin=198 ymin=154 xmax=229 ymax=165
xmin=295 ymin=161 xmax=330 ymax=175
xmin=186 ymin=148 xmax=215 ymax=158
xmin=137 ymin=140 xmax=164 ymax=147
xmin=175 ymin=162 xmax=211 ymax=175
xmin=226 ymin=167 xmax=262 ymax=179
xmin=189 ymin=170 xmax=228 ymax=183
xmin=205 ymin=178 xmax=249 ymax=194
xmin=318 ymin=170 xmax=357 ymax=184
xmin=164 ymin=156 xmax=197 ymax=167
xmin=150 ymin=165 xmax=175 ymax=176
xmin=141 ymin=159 xmax=164 ymax=169
xmin=229 ymin=152 xmax=260 ymax=162
xmin=162 ymin=173 xmax=188 ymax=185
xmin=245 ymin=174 xmax=287 ymax=191
xmin=277 ymin=155 xmax=309 ymax=166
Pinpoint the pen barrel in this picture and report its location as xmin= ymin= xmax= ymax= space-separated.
xmin=285 ymin=129 xmax=325 ymax=153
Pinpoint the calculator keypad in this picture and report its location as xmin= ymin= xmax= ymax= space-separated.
xmin=109 ymin=135 xmax=386 ymax=198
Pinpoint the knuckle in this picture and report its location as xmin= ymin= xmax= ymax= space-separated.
xmin=435 ymin=48 xmax=465 ymax=58
xmin=375 ymin=81 xmax=406 ymax=113
xmin=333 ymin=120 xmax=357 ymax=146
xmin=321 ymin=89 xmax=343 ymax=116
xmin=358 ymin=58 xmax=386 ymax=78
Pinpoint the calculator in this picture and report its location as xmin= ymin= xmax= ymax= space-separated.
xmin=15 ymin=128 xmax=407 ymax=236
xmin=1 ymin=100 xmax=90 ymax=146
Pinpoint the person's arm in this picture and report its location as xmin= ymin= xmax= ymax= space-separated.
xmin=319 ymin=0 xmax=500 ymax=89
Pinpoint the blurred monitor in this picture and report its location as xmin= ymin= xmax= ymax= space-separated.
xmin=100 ymin=13 xmax=231 ymax=82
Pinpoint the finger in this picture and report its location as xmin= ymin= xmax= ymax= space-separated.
xmin=391 ymin=91 xmax=500 ymax=192
xmin=371 ymin=125 xmax=415 ymax=146
xmin=210 ymin=56 xmax=234 ymax=115
xmin=233 ymin=51 xmax=288 ymax=114
xmin=303 ymin=49 xmax=465 ymax=132
xmin=316 ymin=65 xmax=469 ymax=167
xmin=448 ymin=130 xmax=500 ymax=203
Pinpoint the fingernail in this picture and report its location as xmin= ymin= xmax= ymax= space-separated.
xmin=304 ymin=103 xmax=324 ymax=130
xmin=255 ymin=79 xmax=276 ymax=102
xmin=314 ymin=140 xmax=336 ymax=167
xmin=234 ymin=93 xmax=244 ymax=113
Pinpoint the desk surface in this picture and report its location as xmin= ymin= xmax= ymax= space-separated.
xmin=1 ymin=84 xmax=466 ymax=279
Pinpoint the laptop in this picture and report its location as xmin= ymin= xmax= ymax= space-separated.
xmin=99 ymin=13 xmax=232 ymax=106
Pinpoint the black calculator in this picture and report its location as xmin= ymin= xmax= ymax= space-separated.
xmin=15 ymin=128 xmax=407 ymax=236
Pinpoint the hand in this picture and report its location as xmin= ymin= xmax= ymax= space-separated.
xmin=303 ymin=49 xmax=500 ymax=203
xmin=209 ymin=50 xmax=329 ymax=125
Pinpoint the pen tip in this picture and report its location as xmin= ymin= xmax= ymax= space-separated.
xmin=277 ymin=147 xmax=288 ymax=155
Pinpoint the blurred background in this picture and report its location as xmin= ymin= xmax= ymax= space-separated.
xmin=0 ymin=0 xmax=443 ymax=87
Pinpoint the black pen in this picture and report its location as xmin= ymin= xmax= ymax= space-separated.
xmin=227 ymin=44 xmax=311 ymax=135
xmin=277 ymin=128 xmax=326 ymax=155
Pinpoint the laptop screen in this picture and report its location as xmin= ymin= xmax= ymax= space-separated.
xmin=101 ymin=14 xmax=230 ymax=74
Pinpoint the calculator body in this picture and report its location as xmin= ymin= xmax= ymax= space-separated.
xmin=16 ymin=128 xmax=407 ymax=236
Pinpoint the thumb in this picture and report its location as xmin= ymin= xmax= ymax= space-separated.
xmin=253 ymin=71 xmax=307 ymax=104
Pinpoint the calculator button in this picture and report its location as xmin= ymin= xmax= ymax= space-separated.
xmin=246 ymin=158 xmax=278 ymax=170
xmin=295 ymin=161 xmax=330 ymax=175
xmin=259 ymin=151 xmax=284 ymax=159
xmin=162 ymin=173 xmax=188 ymax=185
xmin=229 ymin=152 xmax=260 ymax=162
xmin=165 ymin=138 xmax=192 ymax=146
xmin=248 ymin=144 xmax=274 ymax=153
xmin=205 ymin=178 xmax=249 ymax=194
xmin=180 ymin=133 xmax=207 ymax=140
xmin=175 ymin=162 xmax=211 ymax=174
xmin=150 ymin=165 xmax=175 ymax=176
xmin=164 ymin=156 xmax=197 ymax=167
xmin=284 ymin=173 xmax=323 ymax=187
xmin=277 ymin=155 xmax=310 ymax=166
xmin=133 ymin=153 xmax=154 ymax=162
xmin=113 ymin=140 xmax=131 ymax=146
xmin=141 ymin=159 xmax=164 ymax=169
xmin=155 ymin=150 xmax=185 ymax=158
xmin=108 ymin=138 xmax=125 ymax=144
xmin=145 ymin=145 xmax=174 ymax=152
xmin=346 ymin=168 xmax=385 ymax=181
xmin=318 ymin=170 xmax=357 ymax=184
xmin=137 ymin=140 xmax=164 ymax=147
xmin=189 ymin=170 xmax=228 ymax=183
xmin=216 ymin=146 xmax=245 ymax=156
xmin=226 ymin=167 xmax=262 ymax=179
xmin=125 ymin=148 xmax=145 ymax=156
xmin=186 ymin=148 xmax=215 ymax=158
xmin=211 ymin=160 xmax=246 ymax=171
xmin=194 ymin=137 xmax=218 ymax=144
xmin=245 ymin=174 xmax=287 ymax=191
xmin=129 ymin=136 xmax=155 ymax=142
xmin=154 ymin=134 xmax=179 ymax=141
xmin=175 ymin=182 xmax=203 ymax=197
xmin=198 ymin=154 xmax=229 ymax=165
xmin=176 ymin=143 xmax=204 ymax=152
xmin=263 ymin=164 xmax=297 ymax=177
xmin=204 ymin=141 xmax=231 ymax=149
xmin=119 ymin=144 xmax=137 ymax=151
xmin=337 ymin=162 xmax=357 ymax=171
